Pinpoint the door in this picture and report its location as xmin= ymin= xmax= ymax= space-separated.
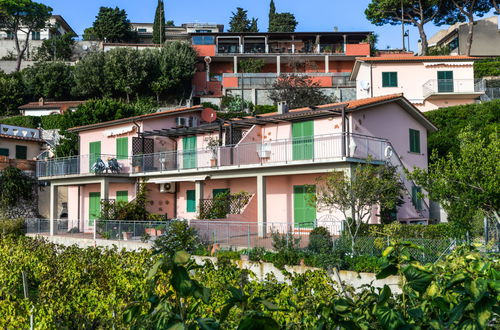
xmin=293 ymin=185 xmax=316 ymax=229
xmin=89 ymin=192 xmax=101 ymax=226
xmin=292 ymin=121 xmax=314 ymax=161
xmin=89 ymin=141 xmax=101 ymax=172
xmin=437 ymin=71 xmax=454 ymax=93
xmin=183 ymin=136 xmax=197 ymax=169
xmin=116 ymin=191 xmax=128 ymax=203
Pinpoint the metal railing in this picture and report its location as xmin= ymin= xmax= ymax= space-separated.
xmin=132 ymin=133 xmax=387 ymax=174
xmin=36 ymin=154 xmax=132 ymax=178
xmin=422 ymin=79 xmax=485 ymax=98
xmin=224 ymin=72 xmax=355 ymax=88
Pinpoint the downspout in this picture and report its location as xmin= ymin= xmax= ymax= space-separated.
xmin=370 ymin=63 xmax=373 ymax=98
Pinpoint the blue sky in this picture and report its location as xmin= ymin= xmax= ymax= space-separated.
xmin=43 ymin=0 xmax=496 ymax=51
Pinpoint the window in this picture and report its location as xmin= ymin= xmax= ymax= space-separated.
xmin=382 ymin=72 xmax=398 ymax=87
xmin=196 ymin=29 xmax=211 ymax=33
xmin=0 ymin=148 xmax=9 ymax=157
xmin=409 ymin=129 xmax=421 ymax=154
xmin=137 ymin=28 xmax=147 ymax=33
xmin=186 ymin=190 xmax=196 ymax=212
xmin=411 ymin=185 xmax=422 ymax=211
xmin=437 ymin=71 xmax=454 ymax=93
xmin=192 ymin=35 xmax=215 ymax=45
xmin=448 ymin=37 xmax=459 ymax=50
xmin=116 ymin=137 xmax=128 ymax=160
xmin=32 ymin=31 xmax=40 ymax=40
xmin=116 ymin=191 xmax=128 ymax=203
xmin=15 ymin=145 xmax=27 ymax=159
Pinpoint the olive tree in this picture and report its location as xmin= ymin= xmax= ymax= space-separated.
xmin=313 ymin=162 xmax=404 ymax=255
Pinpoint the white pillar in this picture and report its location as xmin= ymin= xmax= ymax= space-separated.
xmin=257 ymin=175 xmax=267 ymax=237
xmin=233 ymin=56 xmax=238 ymax=73
xmin=292 ymin=44 xmax=295 ymax=54
xmin=252 ymin=88 xmax=257 ymax=105
xmin=49 ymin=183 xmax=58 ymax=236
xmin=100 ymin=178 xmax=109 ymax=201
xmin=276 ymin=56 xmax=281 ymax=75
xmin=325 ymin=55 xmax=329 ymax=73
xmin=195 ymin=180 xmax=204 ymax=216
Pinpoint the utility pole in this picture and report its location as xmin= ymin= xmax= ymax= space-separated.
xmin=401 ymin=0 xmax=406 ymax=50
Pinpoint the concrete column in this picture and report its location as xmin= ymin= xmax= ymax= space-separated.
xmin=233 ymin=56 xmax=238 ymax=74
xmin=257 ymin=175 xmax=267 ymax=237
xmin=100 ymin=178 xmax=109 ymax=202
xmin=325 ymin=55 xmax=329 ymax=73
xmin=251 ymin=88 xmax=257 ymax=105
xmin=195 ymin=180 xmax=204 ymax=216
xmin=276 ymin=56 xmax=281 ymax=75
xmin=292 ymin=44 xmax=295 ymax=53
xmin=49 ymin=183 xmax=58 ymax=236
xmin=343 ymin=35 xmax=347 ymax=53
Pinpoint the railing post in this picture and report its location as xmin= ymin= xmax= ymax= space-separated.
xmin=93 ymin=220 xmax=97 ymax=241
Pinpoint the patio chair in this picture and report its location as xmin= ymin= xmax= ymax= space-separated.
xmin=91 ymin=158 xmax=106 ymax=173
xmin=107 ymin=158 xmax=122 ymax=173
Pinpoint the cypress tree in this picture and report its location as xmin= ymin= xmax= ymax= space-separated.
xmin=268 ymin=0 xmax=276 ymax=31
xmin=152 ymin=0 xmax=166 ymax=44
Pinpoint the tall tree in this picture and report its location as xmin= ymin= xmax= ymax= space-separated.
xmin=493 ymin=0 xmax=500 ymax=13
xmin=22 ymin=61 xmax=75 ymax=100
xmin=90 ymin=6 xmax=133 ymax=43
xmin=152 ymin=0 xmax=166 ymax=44
xmin=73 ymin=51 xmax=109 ymax=98
xmin=34 ymin=32 xmax=75 ymax=61
xmin=228 ymin=7 xmax=258 ymax=32
xmin=268 ymin=0 xmax=276 ymax=31
xmin=0 ymin=0 xmax=52 ymax=71
xmin=365 ymin=0 xmax=440 ymax=55
xmin=268 ymin=12 xmax=298 ymax=32
xmin=435 ymin=0 xmax=493 ymax=56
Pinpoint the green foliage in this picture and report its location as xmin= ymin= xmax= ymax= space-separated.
xmin=72 ymin=51 xmax=108 ymax=98
xmin=199 ymin=191 xmax=251 ymax=220
xmin=427 ymin=44 xmax=452 ymax=55
xmin=238 ymin=58 xmax=265 ymax=73
xmin=425 ymin=100 xmax=500 ymax=158
xmin=254 ymin=105 xmax=277 ymax=114
xmin=152 ymin=221 xmax=200 ymax=256
xmin=347 ymin=255 xmax=381 ymax=273
xmin=39 ymin=113 xmax=66 ymax=129
xmin=270 ymin=231 xmax=303 ymax=269
xmin=0 ymin=115 xmax=38 ymax=128
xmin=0 ymin=167 xmax=35 ymax=212
xmin=475 ymin=57 xmax=500 ymax=78
xmin=360 ymin=222 xmax=468 ymax=239
xmin=152 ymin=0 xmax=166 ymax=44
xmin=0 ymin=218 xmax=25 ymax=238
xmin=201 ymin=102 xmax=220 ymax=110
xmin=269 ymin=74 xmax=335 ymax=109
xmin=228 ymin=7 xmax=259 ymax=32
xmin=0 ymin=71 xmax=25 ymax=116
xmin=307 ymin=226 xmax=333 ymax=253
xmin=411 ymin=129 xmax=500 ymax=230
xmin=268 ymin=12 xmax=298 ymax=33
xmin=221 ymin=95 xmax=254 ymax=112
xmin=22 ymin=61 xmax=75 ymax=100
xmin=99 ymin=180 xmax=151 ymax=221
xmin=89 ymin=6 xmax=135 ymax=43
xmin=33 ymin=33 xmax=76 ymax=61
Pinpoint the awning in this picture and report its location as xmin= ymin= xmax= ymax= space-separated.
xmin=104 ymin=125 xmax=136 ymax=137
xmin=151 ymin=176 xmax=210 ymax=184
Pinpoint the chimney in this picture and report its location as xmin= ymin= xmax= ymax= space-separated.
xmin=38 ymin=97 xmax=44 ymax=106
xmin=277 ymin=101 xmax=288 ymax=114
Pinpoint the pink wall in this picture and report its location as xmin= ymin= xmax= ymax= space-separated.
xmin=193 ymin=45 xmax=216 ymax=57
xmin=345 ymin=43 xmax=370 ymax=56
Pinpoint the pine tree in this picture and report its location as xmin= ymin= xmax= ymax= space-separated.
xmin=269 ymin=0 xmax=276 ymax=31
xmin=228 ymin=7 xmax=258 ymax=32
xmin=152 ymin=0 xmax=166 ymax=44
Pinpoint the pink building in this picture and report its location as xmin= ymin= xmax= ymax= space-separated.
xmin=37 ymin=94 xmax=437 ymax=236
xmin=350 ymin=56 xmax=485 ymax=111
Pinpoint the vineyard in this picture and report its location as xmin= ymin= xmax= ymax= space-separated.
xmin=0 ymin=236 xmax=498 ymax=329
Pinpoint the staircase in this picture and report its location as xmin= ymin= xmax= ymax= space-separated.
xmin=385 ymin=142 xmax=430 ymax=221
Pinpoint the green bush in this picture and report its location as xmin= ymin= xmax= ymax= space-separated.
xmin=40 ymin=114 xmax=66 ymax=129
xmin=216 ymin=249 xmax=241 ymax=261
xmin=307 ymin=226 xmax=333 ymax=253
xmin=303 ymin=252 xmax=341 ymax=270
xmin=345 ymin=255 xmax=381 ymax=273
xmin=474 ymin=57 xmax=500 ymax=78
xmin=358 ymin=222 xmax=466 ymax=239
xmin=254 ymin=104 xmax=277 ymax=114
xmin=152 ymin=220 xmax=200 ymax=255
xmin=0 ymin=116 xmax=40 ymax=129
xmin=201 ymin=102 xmax=220 ymax=110
xmin=0 ymin=218 xmax=25 ymax=238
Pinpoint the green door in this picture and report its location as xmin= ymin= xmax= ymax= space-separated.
xmin=293 ymin=185 xmax=316 ymax=229
xmin=89 ymin=192 xmax=101 ymax=226
xmin=183 ymin=136 xmax=197 ymax=169
xmin=89 ymin=141 xmax=101 ymax=172
xmin=292 ymin=121 xmax=314 ymax=160
xmin=437 ymin=71 xmax=454 ymax=93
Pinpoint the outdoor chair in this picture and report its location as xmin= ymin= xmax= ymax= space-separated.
xmin=107 ymin=158 xmax=121 ymax=173
xmin=91 ymin=158 xmax=106 ymax=173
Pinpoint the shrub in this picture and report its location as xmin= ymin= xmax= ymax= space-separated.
xmin=254 ymin=104 xmax=277 ymax=114
xmin=201 ymin=102 xmax=220 ymax=110
xmin=0 ymin=218 xmax=25 ymax=238
xmin=358 ymin=222 xmax=466 ymax=239
xmin=216 ymin=249 xmax=241 ymax=261
xmin=345 ymin=255 xmax=381 ymax=273
xmin=303 ymin=252 xmax=341 ymax=270
xmin=307 ymin=226 xmax=333 ymax=253
xmin=40 ymin=114 xmax=66 ymax=130
xmin=152 ymin=220 xmax=200 ymax=255
xmin=474 ymin=57 xmax=500 ymax=78
xmin=271 ymin=231 xmax=302 ymax=269
xmin=0 ymin=116 xmax=40 ymax=129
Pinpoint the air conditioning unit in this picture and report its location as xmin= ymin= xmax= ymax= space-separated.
xmin=176 ymin=117 xmax=190 ymax=127
xmin=159 ymin=182 xmax=176 ymax=193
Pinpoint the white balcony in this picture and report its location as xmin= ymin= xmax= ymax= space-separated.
xmin=422 ymin=79 xmax=485 ymax=99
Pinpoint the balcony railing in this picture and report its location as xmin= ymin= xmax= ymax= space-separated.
xmin=36 ymin=134 xmax=387 ymax=178
xmin=36 ymin=154 xmax=132 ymax=178
xmin=223 ymin=72 xmax=355 ymax=88
xmin=132 ymin=133 xmax=387 ymax=174
xmin=422 ymin=79 xmax=485 ymax=98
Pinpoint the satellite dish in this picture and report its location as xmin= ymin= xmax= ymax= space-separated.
xmin=204 ymin=56 xmax=212 ymax=64
xmin=201 ymin=108 xmax=217 ymax=123
xmin=360 ymin=80 xmax=371 ymax=91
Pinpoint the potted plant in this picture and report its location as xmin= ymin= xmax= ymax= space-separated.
xmin=145 ymin=227 xmax=157 ymax=237
xmin=132 ymin=154 xmax=143 ymax=173
xmin=206 ymin=137 xmax=220 ymax=167
xmin=155 ymin=224 xmax=166 ymax=236
xmin=122 ymin=231 xmax=133 ymax=240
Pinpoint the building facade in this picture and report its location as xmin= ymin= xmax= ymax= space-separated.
xmin=350 ymin=56 xmax=484 ymax=112
xmin=36 ymin=95 xmax=437 ymax=236
xmin=19 ymin=100 xmax=86 ymax=117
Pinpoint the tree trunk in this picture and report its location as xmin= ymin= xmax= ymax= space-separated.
xmin=465 ymin=19 xmax=474 ymax=56
xmin=417 ymin=23 xmax=429 ymax=56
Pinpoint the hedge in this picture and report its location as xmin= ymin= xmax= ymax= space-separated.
xmin=0 ymin=114 xmax=65 ymax=130
xmin=357 ymin=222 xmax=467 ymax=239
xmin=474 ymin=57 xmax=500 ymax=78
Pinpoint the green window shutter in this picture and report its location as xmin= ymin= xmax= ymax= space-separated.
xmin=382 ymin=72 xmax=389 ymax=87
xmin=0 ymin=148 xmax=9 ymax=156
xmin=183 ymin=136 xmax=197 ymax=169
xmin=89 ymin=192 xmax=101 ymax=225
xmin=412 ymin=186 xmax=422 ymax=211
xmin=409 ymin=129 xmax=420 ymax=153
xmin=292 ymin=121 xmax=314 ymax=160
xmin=15 ymin=145 xmax=27 ymax=159
xmin=293 ymin=185 xmax=316 ymax=229
xmin=116 ymin=137 xmax=128 ymax=160
xmin=186 ymin=190 xmax=196 ymax=212
xmin=437 ymin=71 xmax=454 ymax=92
xmin=116 ymin=191 xmax=128 ymax=203
xmin=390 ymin=72 xmax=398 ymax=87
xmin=89 ymin=141 xmax=101 ymax=171
xmin=382 ymin=72 xmax=397 ymax=87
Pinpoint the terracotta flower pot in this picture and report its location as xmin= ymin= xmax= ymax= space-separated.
xmin=145 ymin=227 xmax=157 ymax=237
xmin=122 ymin=232 xmax=133 ymax=240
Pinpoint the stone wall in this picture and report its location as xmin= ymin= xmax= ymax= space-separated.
xmin=1 ymin=184 xmax=39 ymax=219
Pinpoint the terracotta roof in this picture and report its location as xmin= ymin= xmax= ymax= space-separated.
xmin=68 ymin=105 xmax=204 ymax=133
xmin=356 ymin=55 xmax=479 ymax=62
xmin=289 ymin=94 xmax=403 ymax=112
xmin=0 ymin=133 xmax=44 ymax=143
xmin=19 ymin=101 xmax=87 ymax=110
